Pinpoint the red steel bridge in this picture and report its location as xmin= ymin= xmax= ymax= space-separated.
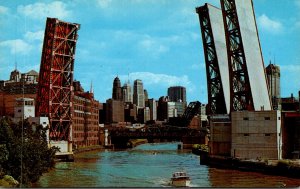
xmin=36 ymin=18 xmax=80 ymax=141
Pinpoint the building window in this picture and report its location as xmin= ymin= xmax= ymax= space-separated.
xmin=243 ymin=117 xmax=249 ymax=120
xmin=265 ymin=117 xmax=270 ymax=120
xmin=278 ymin=117 xmax=281 ymax=120
xmin=244 ymin=134 xmax=249 ymax=136
xmin=18 ymin=110 xmax=21 ymax=112
xmin=265 ymin=134 xmax=271 ymax=136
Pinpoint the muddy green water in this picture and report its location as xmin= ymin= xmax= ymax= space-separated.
xmin=33 ymin=142 xmax=300 ymax=187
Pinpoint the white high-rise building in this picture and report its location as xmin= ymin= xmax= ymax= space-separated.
xmin=122 ymin=82 xmax=133 ymax=103
xmin=133 ymin=79 xmax=145 ymax=108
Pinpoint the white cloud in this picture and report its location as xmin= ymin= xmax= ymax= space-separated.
xmin=17 ymin=1 xmax=71 ymax=20
xmin=24 ymin=30 xmax=44 ymax=41
xmin=191 ymin=64 xmax=204 ymax=70
xmin=296 ymin=0 xmax=300 ymax=8
xmin=96 ymin=0 xmax=113 ymax=8
xmin=120 ymin=72 xmax=193 ymax=88
xmin=258 ymin=14 xmax=283 ymax=33
xmin=0 ymin=5 xmax=9 ymax=14
xmin=296 ymin=21 xmax=300 ymax=28
xmin=0 ymin=39 xmax=33 ymax=55
xmin=139 ymin=38 xmax=169 ymax=55
xmin=281 ymin=64 xmax=300 ymax=72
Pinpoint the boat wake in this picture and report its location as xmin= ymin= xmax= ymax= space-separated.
xmin=157 ymin=178 xmax=172 ymax=187
xmin=187 ymin=183 xmax=199 ymax=187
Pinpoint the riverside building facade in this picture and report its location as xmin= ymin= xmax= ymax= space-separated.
xmin=73 ymin=81 xmax=101 ymax=148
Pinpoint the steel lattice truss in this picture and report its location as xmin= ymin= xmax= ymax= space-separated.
xmin=182 ymin=101 xmax=201 ymax=123
xmin=196 ymin=4 xmax=227 ymax=115
xmin=36 ymin=18 xmax=80 ymax=141
xmin=220 ymin=0 xmax=254 ymax=111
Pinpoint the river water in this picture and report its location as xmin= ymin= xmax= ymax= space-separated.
xmin=34 ymin=142 xmax=300 ymax=188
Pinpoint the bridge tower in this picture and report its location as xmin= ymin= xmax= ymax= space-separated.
xmin=196 ymin=3 xmax=230 ymax=115
xmin=36 ymin=18 xmax=80 ymax=144
xmin=220 ymin=0 xmax=271 ymax=111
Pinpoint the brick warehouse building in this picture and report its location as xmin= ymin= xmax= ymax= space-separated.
xmin=0 ymin=69 xmax=38 ymax=117
xmin=73 ymin=81 xmax=101 ymax=148
xmin=1 ymin=69 xmax=101 ymax=149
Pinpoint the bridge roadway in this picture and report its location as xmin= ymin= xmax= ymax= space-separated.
xmin=108 ymin=125 xmax=208 ymax=147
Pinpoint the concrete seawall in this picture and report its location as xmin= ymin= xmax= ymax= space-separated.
xmin=201 ymin=155 xmax=300 ymax=179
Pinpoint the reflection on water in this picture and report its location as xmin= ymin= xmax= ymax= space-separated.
xmin=208 ymin=167 xmax=300 ymax=188
xmin=33 ymin=142 xmax=300 ymax=188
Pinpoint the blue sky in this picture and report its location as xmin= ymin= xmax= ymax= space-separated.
xmin=0 ymin=0 xmax=299 ymax=103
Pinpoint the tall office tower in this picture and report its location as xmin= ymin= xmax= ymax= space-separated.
xmin=266 ymin=62 xmax=281 ymax=110
xmin=167 ymin=86 xmax=186 ymax=103
xmin=144 ymin=89 xmax=149 ymax=106
xmin=148 ymin=98 xmax=157 ymax=121
xmin=157 ymin=96 xmax=169 ymax=121
xmin=106 ymin=99 xmax=124 ymax=123
xmin=112 ymin=76 xmax=122 ymax=100
xmin=133 ymin=79 xmax=145 ymax=108
xmin=122 ymin=82 xmax=133 ymax=103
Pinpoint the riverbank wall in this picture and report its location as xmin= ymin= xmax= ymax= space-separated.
xmin=201 ymin=155 xmax=300 ymax=179
xmin=127 ymin=139 xmax=148 ymax=148
xmin=73 ymin=145 xmax=105 ymax=154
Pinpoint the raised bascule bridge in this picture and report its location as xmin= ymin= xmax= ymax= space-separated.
xmin=36 ymin=17 xmax=80 ymax=157
xmin=196 ymin=0 xmax=271 ymax=114
xmin=195 ymin=0 xmax=285 ymax=160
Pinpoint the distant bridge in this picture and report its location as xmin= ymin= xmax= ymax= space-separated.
xmin=108 ymin=125 xmax=209 ymax=148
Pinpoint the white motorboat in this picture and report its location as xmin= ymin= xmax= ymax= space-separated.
xmin=170 ymin=171 xmax=191 ymax=187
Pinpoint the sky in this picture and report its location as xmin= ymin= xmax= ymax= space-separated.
xmin=0 ymin=0 xmax=299 ymax=104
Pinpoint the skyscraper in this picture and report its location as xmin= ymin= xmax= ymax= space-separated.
xmin=266 ymin=62 xmax=281 ymax=110
xmin=112 ymin=76 xmax=122 ymax=100
xmin=157 ymin=96 xmax=168 ymax=121
xmin=122 ymin=82 xmax=133 ymax=103
xmin=144 ymin=89 xmax=149 ymax=106
xmin=148 ymin=98 xmax=157 ymax=121
xmin=133 ymin=79 xmax=145 ymax=108
xmin=168 ymin=86 xmax=186 ymax=103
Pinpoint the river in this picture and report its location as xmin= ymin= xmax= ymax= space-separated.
xmin=33 ymin=142 xmax=300 ymax=188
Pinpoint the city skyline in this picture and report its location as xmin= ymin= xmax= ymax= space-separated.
xmin=0 ymin=0 xmax=299 ymax=103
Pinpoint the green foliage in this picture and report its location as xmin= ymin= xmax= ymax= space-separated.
xmin=277 ymin=160 xmax=291 ymax=168
xmin=192 ymin=144 xmax=208 ymax=152
xmin=0 ymin=117 xmax=59 ymax=186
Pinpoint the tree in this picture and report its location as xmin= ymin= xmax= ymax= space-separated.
xmin=0 ymin=117 xmax=59 ymax=186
